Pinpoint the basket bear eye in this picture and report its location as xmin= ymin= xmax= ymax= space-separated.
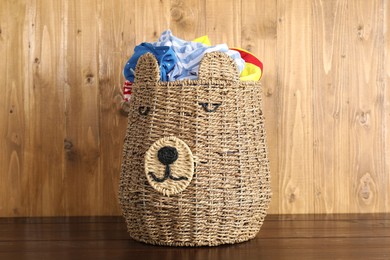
xmin=139 ymin=106 xmax=150 ymax=116
xmin=198 ymin=102 xmax=221 ymax=113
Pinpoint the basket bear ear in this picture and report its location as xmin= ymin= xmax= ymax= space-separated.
xmin=134 ymin=53 xmax=160 ymax=83
xmin=198 ymin=51 xmax=240 ymax=82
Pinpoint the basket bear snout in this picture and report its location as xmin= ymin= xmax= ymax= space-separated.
xmin=144 ymin=136 xmax=195 ymax=196
xmin=148 ymin=145 xmax=190 ymax=184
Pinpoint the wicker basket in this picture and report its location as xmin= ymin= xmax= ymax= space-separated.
xmin=119 ymin=51 xmax=271 ymax=246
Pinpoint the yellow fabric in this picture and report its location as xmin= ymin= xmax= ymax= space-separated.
xmin=192 ymin=35 xmax=211 ymax=46
xmin=231 ymin=47 xmax=263 ymax=81
xmin=192 ymin=37 xmax=263 ymax=81
xmin=240 ymin=63 xmax=262 ymax=81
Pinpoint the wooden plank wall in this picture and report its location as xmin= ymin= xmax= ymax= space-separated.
xmin=0 ymin=0 xmax=389 ymax=217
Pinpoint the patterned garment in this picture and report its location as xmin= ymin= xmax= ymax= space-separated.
xmin=153 ymin=30 xmax=245 ymax=81
xmin=123 ymin=80 xmax=132 ymax=102
xmin=123 ymin=42 xmax=177 ymax=82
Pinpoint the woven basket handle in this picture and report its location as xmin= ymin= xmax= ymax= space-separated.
xmin=134 ymin=51 xmax=240 ymax=83
xmin=198 ymin=51 xmax=240 ymax=82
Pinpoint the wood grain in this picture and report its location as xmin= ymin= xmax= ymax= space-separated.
xmin=28 ymin=0 xmax=69 ymax=216
xmin=347 ymin=0 xmax=387 ymax=213
xmin=96 ymin=0 xmax=135 ymax=216
xmin=0 ymin=0 xmax=30 ymax=216
xmin=312 ymin=0 xmax=353 ymax=213
xmin=169 ymin=0 xmax=206 ymax=39
xmin=61 ymin=0 xmax=102 ymax=216
xmin=385 ymin=0 xmax=390 ymax=215
xmin=0 ymin=215 xmax=389 ymax=260
xmin=276 ymin=0 xmax=314 ymax=213
xmin=205 ymin=0 xmax=241 ymax=47
xmin=0 ymin=0 xmax=389 ymax=217
xmin=134 ymin=0 xmax=171 ymax=43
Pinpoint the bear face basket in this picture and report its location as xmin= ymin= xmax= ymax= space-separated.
xmin=119 ymin=51 xmax=271 ymax=246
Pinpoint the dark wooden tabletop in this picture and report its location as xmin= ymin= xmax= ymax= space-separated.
xmin=1 ymin=214 xmax=389 ymax=260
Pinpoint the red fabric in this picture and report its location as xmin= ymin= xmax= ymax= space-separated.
xmin=230 ymin=48 xmax=263 ymax=71
xmin=123 ymin=81 xmax=133 ymax=101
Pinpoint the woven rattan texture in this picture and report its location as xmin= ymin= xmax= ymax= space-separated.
xmin=119 ymin=52 xmax=271 ymax=246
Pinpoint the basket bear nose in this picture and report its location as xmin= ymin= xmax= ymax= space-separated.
xmin=157 ymin=146 xmax=178 ymax=165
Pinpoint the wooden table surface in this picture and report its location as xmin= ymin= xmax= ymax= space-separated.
xmin=1 ymin=214 xmax=389 ymax=260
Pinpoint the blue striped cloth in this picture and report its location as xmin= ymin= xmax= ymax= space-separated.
xmin=153 ymin=30 xmax=245 ymax=81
